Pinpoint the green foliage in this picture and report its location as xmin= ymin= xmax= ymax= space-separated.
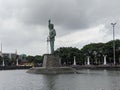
xmin=0 ymin=56 xmax=2 ymax=64
xmin=34 ymin=55 xmax=43 ymax=63
xmin=54 ymin=47 xmax=82 ymax=65
xmin=80 ymin=40 xmax=120 ymax=64
xmin=1 ymin=40 xmax=120 ymax=66
xmin=26 ymin=56 xmax=34 ymax=63
xmin=26 ymin=55 xmax=43 ymax=64
xmin=81 ymin=43 xmax=105 ymax=64
xmin=104 ymin=39 xmax=120 ymax=63
xmin=54 ymin=39 xmax=120 ymax=65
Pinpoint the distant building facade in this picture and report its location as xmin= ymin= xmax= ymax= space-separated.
xmin=2 ymin=53 xmax=17 ymax=59
xmin=0 ymin=53 xmax=27 ymax=66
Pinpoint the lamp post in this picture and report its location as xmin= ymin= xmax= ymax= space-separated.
xmin=111 ymin=23 xmax=116 ymax=65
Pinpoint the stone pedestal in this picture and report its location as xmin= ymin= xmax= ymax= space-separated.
xmin=27 ymin=54 xmax=78 ymax=74
xmin=73 ymin=56 xmax=76 ymax=65
xmin=87 ymin=56 xmax=90 ymax=65
xmin=43 ymin=54 xmax=61 ymax=68
xmin=103 ymin=55 xmax=107 ymax=65
xmin=2 ymin=59 xmax=5 ymax=67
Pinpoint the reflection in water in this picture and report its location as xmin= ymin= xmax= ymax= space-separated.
xmin=106 ymin=70 xmax=120 ymax=90
xmin=42 ymin=75 xmax=58 ymax=90
xmin=42 ymin=74 xmax=78 ymax=90
xmin=0 ymin=70 xmax=120 ymax=90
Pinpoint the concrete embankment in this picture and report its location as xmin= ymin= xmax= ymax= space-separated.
xmin=0 ymin=66 xmax=32 ymax=70
xmin=71 ymin=65 xmax=120 ymax=70
xmin=27 ymin=67 xmax=78 ymax=74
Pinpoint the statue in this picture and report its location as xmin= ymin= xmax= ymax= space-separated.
xmin=27 ymin=20 xmax=77 ymax=74
xmin=48 ymin=20 xmax=56 ymax=54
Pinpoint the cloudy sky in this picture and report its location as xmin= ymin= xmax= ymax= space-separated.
xmin=0 ymin=0 xmax=120 ymax=55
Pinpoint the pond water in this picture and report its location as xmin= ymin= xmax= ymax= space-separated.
xmin=0 ymin=69 xmax=120 ymax=90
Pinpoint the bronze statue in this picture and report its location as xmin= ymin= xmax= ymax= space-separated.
xmin=48 ymin=20 xmax=56 ymax=54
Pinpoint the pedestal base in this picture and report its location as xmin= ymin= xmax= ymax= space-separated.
xmin=27 ymin=54 xmax=78 ymax=74
xmin=42 ymin=54 xmax=61 ymax=68
xmin=27 ymin=67 xmax=78 ymax=74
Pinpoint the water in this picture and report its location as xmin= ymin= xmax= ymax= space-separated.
xmin=0 ymin=69 xmax=120 ymax=90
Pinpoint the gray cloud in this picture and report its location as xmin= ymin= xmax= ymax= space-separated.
xmin=16 ymin=0 xmax=120 ymax=30
xmin=0 ymin=0 xmax=120 ymax=55
xmin=1 ymin=0 xmax=120 ymax=31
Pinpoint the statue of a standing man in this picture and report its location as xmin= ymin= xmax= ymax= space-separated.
xmin=48 ymin=20 xmax=56 ymax=54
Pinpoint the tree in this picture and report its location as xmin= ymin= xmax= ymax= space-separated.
xmin=0 ymin=56 xmax=2 ymax=65
xmin=26 ymin=55 xmax=43 ymax=66
xmin=81 ymin=43 xmax=105 ymax=65
xmin=80 ymin=39 xmax=120 ymax=65
xmin=34 ymin=55 xmax=43 ymax=64
xmin=104 ymin=39 xmax=120 ymax=64
xmin=26 ymin=56 xmax=34 ymax=63
xmin=3 ymin=56 xmax=11 ymax=66
xmin=54 ymin=47 xmax=82 ymax=65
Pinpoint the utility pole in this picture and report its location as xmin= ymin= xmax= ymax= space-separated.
xmin=1 ymin=43 xmax=4 ymax=66
xmin=111 ymin=23 xmax=116 ymax=65
xmin=47 ymin=36 xmax=50 ymax=54
xmin=15 ymin=50 xmax=18 ymax=66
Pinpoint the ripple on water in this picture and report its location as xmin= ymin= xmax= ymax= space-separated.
xmin=0 ymin=70 xmax=120 ymax=90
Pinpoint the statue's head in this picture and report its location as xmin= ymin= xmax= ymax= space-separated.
xmin=49 ymin=19 xmax=51 ymax=23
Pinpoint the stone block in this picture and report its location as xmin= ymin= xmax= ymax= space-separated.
xmin=42 ymin=54 xmax=61 ymax=68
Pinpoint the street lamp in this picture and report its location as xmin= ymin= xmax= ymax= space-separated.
xmin=111 ymin=23 xmax=116 ymax=65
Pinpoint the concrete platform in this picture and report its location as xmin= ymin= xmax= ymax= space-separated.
xmin=27 ymin=54 xmax=79 ymax=74
xmin=26 ymin=67 xmax=78 ymax=74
